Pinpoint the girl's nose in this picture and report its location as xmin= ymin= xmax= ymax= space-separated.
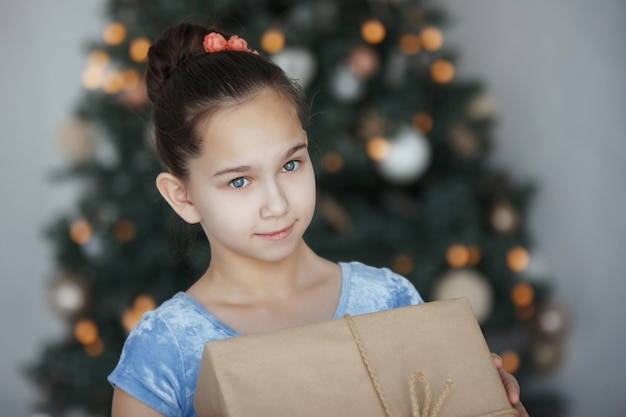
xmin=260 ymin=180 xmax=289 ymax=219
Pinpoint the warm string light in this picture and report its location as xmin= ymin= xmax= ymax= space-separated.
xmin=446 ymin=244 xmax=481 ymax=268
xmin=114 ymin=219 xmax=137 ymax=242
xmin=399 ymin=33 xmax=421 ymax=55
xmin=507 ymin=246 xmax=530 ymax=272
xmin=122 ymin=294 xmax=157 ymax=332
xmin=430 ymin=59 xmax=455 ymax=84
xmin=103 ymin=70 xmax=126 ymax=95
xmin=82 ymin=50 xmax=110 ymax=90
xmin=261 ymin=29 xmax=285 ymax=54
xmin=74 ymin=318 xmax=104 ymax=356
xmin=74 ymin=318 xmax=98 ymax=345
xmin=392 ymin=254 xmax=414 ymax=275
xmin=322 ymin=152 xmax=343 ymax=173
xmin=511 ymin=282 xmax=534 ymax=307
xmin=129 ymin=37 xmax=151 ymax=63
xmin=361 ymin=19 xmax=386 ymax=44
xmin=412 ymin=112 xmax=433 ymax=134
xmin=69 ymin=219 xmax=93 ymax=245
xmin=366 ymin=136 xmax=389 ymax=161
xmin=82 ymin=50 xmax=146 ymax=95
xmin=103 ymin=22 xmax=127 ymax=46
xmin=500 ymin=350 xmax=521 ymax=374
xmin=420 ymin=26 xmax=444 ymax=51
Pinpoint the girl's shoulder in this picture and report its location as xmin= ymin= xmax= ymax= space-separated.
xmin=337 ymin=261 xmax=424 ymax=315
xmin=129 ymin=292 xmax=238 ymax=343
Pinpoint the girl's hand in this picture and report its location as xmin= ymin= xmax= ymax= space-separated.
xmin=492 ymin=353 xmax=530 ymax=417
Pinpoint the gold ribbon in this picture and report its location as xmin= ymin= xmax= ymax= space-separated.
xmin=344 ymin=314 xmax=518 ymax=417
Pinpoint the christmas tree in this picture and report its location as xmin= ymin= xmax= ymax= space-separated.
xmin=29 ymin=0 xmax=568 ymax=415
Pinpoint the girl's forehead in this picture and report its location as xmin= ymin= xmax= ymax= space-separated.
xmin=195 ymin=91 xmax=305 ymax=163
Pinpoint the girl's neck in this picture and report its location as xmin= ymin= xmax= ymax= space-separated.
xmin=194 ymin=240 xmax=326 ymax=304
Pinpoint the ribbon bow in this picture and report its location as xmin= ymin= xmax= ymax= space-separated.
xmin=343 ymin=314 xmax=518 ymax=417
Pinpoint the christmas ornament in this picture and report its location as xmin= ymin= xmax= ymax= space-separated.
xmin=271 ymin=47 xmax=317 ymax=89
xmin=56 ymin=118 xmax=96 ymax=164
xmin=331 ymin=64 xmax=364 ymax=102
xmin=377 ymin=126 xmax=431 ymax=183
xmin=348 ymin=45 xmax=380 ymax=79
xmin=490 ymin=199 xmax=520 ymax=234
xmin=534 ymin=303 xmax=570 ymax=341
xmin=48 ymin=272 xmax=88 ymax=316
xmin=431 ymin=268 xmax=493 ymax=324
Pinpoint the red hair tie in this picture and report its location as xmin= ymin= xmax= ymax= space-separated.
xmin=203 ymin=32 xmax=258 ymax=54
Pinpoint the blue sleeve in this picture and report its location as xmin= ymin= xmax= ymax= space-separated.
xmin=384 ymin=267 xmax=424 ymax=308
xmin=108 ymin=313 xmax=186 ymax=417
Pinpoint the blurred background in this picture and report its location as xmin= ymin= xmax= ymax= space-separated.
xmin=1 ymin=0 xmax=625 ymax=416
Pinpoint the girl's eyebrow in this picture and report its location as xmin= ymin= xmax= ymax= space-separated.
xmin=212 ymin=142 xmax=307 ymax=178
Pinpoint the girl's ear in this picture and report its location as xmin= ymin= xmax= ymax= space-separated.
xmin=155 ymin=172 xmax=202 ymax=224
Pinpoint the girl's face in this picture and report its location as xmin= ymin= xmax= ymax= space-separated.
xmin=184 ymin=90 xmax=316 ymax=264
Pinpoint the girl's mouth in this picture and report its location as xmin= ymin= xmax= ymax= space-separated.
xmin=256 ymin=224 xmax=294 ymax=241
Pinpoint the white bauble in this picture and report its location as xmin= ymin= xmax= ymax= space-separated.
xmin=377 ymin=126 xmax=431 ymax=183
xmin=432 ymin=268 xmax=493 ymax=324
xmin=48 ymin=272 xmax=87 ymax=316
xmin=331 ymin=65 xmax=364 ymax=102
xmin=271 ymin=47 xmax=317 ymax=89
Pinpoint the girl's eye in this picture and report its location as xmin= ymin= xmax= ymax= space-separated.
xmin=282 ymin=160 xmax=300 ymax=172
xmin=229 ymin=177 xmax=249 ymax=189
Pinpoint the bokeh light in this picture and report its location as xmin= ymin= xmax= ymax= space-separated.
xmin=500 ymin=350 xmax=521 ymax=374
xmin=446 ymin=244 xmax=470 ymax=268
xmin=103 ymin=22 xmax=127 ymax=46
xmin=322 ymin=152 xmax=343 ymax=173
xmin=69 ymin=219 xmax=93 ymax=245
xmin=420 ymin=26 xmax=444 ymax=51
xmin=430 ymin=59 xmax=455 ymax=84
xmin=103 ymin=70 xmax=126 ymax=95
xmin=507 ymin=246 xmax=530 ymax=272
xmin=84 ymin=338 xmax=105 ymax=356
xmin=392 ymin=254 xmax=415 ymax=275
xmin=133 ymin=294 xmax=157 ymax=313
xmin=129 ymin=37 xmax=151 ymax=63
xmin=467 ymin=245 xmax=481 ymax=266
xmin=361 ymin=19 xmax=386 ymax=44
xmin=399 ymin=33 xmax=421 ymax=55
xmin=261 ymin=29 xmax=286 ymax=54
xmin=74 ymin=318 xmax=98 ymax=345
xmin=412 ymin=112 xmax=433 ymax=134
xmin=511 ymin=282 xmax=534 ymax=307
xmin=366 ymin=136 xmax=389 ymax=161
xmin=114 ymin=219 xmax=137 ymax=242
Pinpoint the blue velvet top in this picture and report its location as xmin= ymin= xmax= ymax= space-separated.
xmin=108 ymin=261 xmax=423 ymax=417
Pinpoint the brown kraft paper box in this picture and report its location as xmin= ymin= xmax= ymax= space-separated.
xmin=194 ymin=297 xmax=517 ymax=417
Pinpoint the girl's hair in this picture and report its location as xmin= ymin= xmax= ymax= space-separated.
xmin=145 ymin=22 xmax=309 ymax=180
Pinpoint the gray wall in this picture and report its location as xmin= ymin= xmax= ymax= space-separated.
xmin=1 ymin=0 xmax=624 ymax=416
xmin=0 ymin=1 xmax=99 ymax=416
xmin=438 ymin=0 xmax=626 ymax=415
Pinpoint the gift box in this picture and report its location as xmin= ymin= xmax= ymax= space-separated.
xmin=194 ymin=298 xmax=517 ymax=417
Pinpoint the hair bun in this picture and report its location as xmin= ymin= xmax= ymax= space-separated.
xmin=145 ymin=23 xmax=208 ymax=103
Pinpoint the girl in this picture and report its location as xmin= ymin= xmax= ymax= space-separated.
xmin=109 ymin=22 xmax=528 ymax=417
